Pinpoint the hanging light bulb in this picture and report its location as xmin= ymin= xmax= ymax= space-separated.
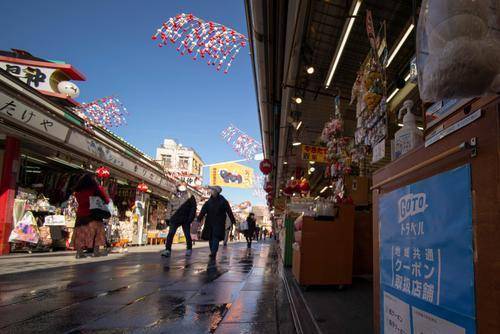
xmin=294 ymin=97 xmax=303 ymax=104
xmin=306 ymin=66 xmax=315 ymax=74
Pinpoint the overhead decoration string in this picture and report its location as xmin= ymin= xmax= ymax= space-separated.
xmin=152 ymin=13 xmax=247 ymax=73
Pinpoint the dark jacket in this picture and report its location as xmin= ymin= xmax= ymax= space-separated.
xmin=244 ymin=217 xmax=256 ymax=238
xmin=169 ymin=195 xmax=197 ymax=227
xmin=198 ymin=195 xmax=236 ymax=241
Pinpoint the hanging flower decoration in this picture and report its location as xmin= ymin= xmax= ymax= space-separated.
xmin=152 ymin=13 xmax=247 ymax=74
xmin=221 ymin=124 xmax=262 ymax=159
xmin=252 ymin=174 xmax=266 ymax=200
xmin=259 ymin=159 xmax=273 ymax=175
xmin=96 ymin=166 xmax=110 ymax=179
xmin=77 ymin=96 xmax=128 ymax=129
xmin=137 ymin=183 xmax=149 ymax=193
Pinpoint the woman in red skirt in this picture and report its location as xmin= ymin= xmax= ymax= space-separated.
xmin=73 ymin=173 xmax=110 ymax=259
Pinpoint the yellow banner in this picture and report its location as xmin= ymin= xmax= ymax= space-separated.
xmin=301 ymin=145 xmax=328 ymax=163
xmin=209 ymin=163 xmax=254 ymax=189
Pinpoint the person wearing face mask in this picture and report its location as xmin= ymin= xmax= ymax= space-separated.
xmin=197 ymin=186 xmax=236 ymax=258
xmin=161 ymin=182 xmax=197 ymax=257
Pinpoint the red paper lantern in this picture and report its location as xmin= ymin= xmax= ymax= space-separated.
xmin=266 ymin=194 xmax=273 ymax=202
xmin=259 ymin=159 xmax=273 ymax=175
xmin=96 ymin=166 xmax=110 ymax=179
xmin=264 ymin=181 xmax=273 ymax=193
xmin=137 ymin=182 xmax=149 ymax=193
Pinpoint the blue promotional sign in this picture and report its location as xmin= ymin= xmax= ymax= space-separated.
xmin=379 ymin=164 xmax=476 ymax=334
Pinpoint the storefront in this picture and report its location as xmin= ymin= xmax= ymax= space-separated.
xmin=0 ymin=66 xmax=177 ymax=254
xmin=248 ymin=0 xmax=499 ymax=332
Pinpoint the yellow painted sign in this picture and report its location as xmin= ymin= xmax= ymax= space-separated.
xmin=301 ymin=145 xmax=328 ymax=163
xmin=209 ymin=163 xmax=254 ymax=189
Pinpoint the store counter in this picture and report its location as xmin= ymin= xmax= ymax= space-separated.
xmin=292 ymin=205 xmax=355 ymax=286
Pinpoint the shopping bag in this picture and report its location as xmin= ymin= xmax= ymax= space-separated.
xmin=89 ymin=195 xmax=111 ymax=220
xmin=8 ymin=212 xmax=39 ymax=244
xmin=201 ymin=224 xmax=210 ymax=241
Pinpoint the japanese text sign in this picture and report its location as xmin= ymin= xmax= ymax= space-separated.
xmin=0 ymin=91 xmax=68 ymax=141
xmin=379 ymin=165 xmax=475 ymax=333
xmin=301 ymin=145 xmax=327 ymax=163
xmin=0 ymin=62 xmax=58 ymax=94
xmin=209 ymin=162 xmax=253 ymax=189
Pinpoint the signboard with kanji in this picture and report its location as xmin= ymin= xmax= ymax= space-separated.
xmin=379 ymin=165 xmax=475 ymax=334
xmin=301 ymin=145 xmax=327 ymax=163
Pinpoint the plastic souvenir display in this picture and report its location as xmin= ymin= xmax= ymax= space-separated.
xmin=152 ymin=13 xmax=247 ymax=74
xmin=417 ymin=0 xmax=500 ymax=102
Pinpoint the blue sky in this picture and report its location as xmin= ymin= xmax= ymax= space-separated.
xmin=1 ymin=0 xmax=263 ymax=204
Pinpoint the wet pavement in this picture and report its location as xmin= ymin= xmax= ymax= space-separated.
xmin=0 ymin=241 xmax=294 ymax=334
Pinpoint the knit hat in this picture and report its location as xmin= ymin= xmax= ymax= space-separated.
xmin=208 ymin=185 xmax=222 ymax=194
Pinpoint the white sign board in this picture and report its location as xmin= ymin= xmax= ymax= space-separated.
xmin=383 ymin=292 xmax=411 ymax=334
xmin=0 ymin=91 xmax=69 ymax=141
xmin=412 ymin=307 xmax=465 ymax=334
xmin=0 ymin=62 xmax=57 ymax=93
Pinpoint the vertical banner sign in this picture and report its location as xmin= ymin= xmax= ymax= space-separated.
xmin=209 ymin=163 xmax=254 ymax=189
xmin=379 ymin=165 xmax=475 ymax=334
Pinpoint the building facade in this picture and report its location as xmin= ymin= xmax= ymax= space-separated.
xmin=156 ymin=139 xmax=204 ymax=176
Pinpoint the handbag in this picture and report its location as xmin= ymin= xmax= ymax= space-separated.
xmin=239 ymin=220 xmax=249 ymax=231
xmin=89 ymin=191 xmax=111 ymax=220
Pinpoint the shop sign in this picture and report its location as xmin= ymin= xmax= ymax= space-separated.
xmin=0 ymin=91 xmax=68 ymax=141
xmin=425 ymin=98 xmax=469 ymax=128
xmin=379 ymin=165 xmax=475 ymax=334
xmin=301 ymin=145 xmax=327 ymax=163
xmin=0 ymin=61 xmax=58 ymax=94
xmin=68 ymin=131 xmax=127 ymax=168
xmin=372 ymin=139 xmax=385 ymax=163
xmin=425 ymin=109 xmax=481 ymax=147
xmin=209 ymin=162 xmax=253 ymax=189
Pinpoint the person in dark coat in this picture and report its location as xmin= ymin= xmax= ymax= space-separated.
xmin=197 ymin=186 xmax=236 ymax=258
xmin=243 ymin=213 xmax=257 ymax=249
xmin=161 ymin=182 xmax=197 ymax=257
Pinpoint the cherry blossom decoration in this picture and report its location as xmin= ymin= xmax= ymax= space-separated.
xmin=221 ymin=124 xmax=262 ymax=160
xmin=152 ymin=13 xmax=247 ymax=73
xmin=76 ymin=96 xmax=128 ymax=129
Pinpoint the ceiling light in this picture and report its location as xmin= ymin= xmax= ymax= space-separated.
xmin=320 ymin=186 xmax=328 ymax=193
xmin=292 ymin=141 xmax=302 ymax=146
xmin=329 ymin=185 xmax=333 ymax=188
xmin=386 ymin=24 xmax=415 ymax=68
xmin=387 ymin=88 xmax=400 ymax=102
xmin=404 ymin=72 xmax=411 ymax=82
xmin=296 ymin=121 xmax=302 ymax=130
xmin=309 ymin=161 xmax=315 ymax=165
xmin=294 ymin=97 xmax=303 ymax=104
xmin=398 ymin=123 xmax=404 ymax=127
xmin=283 ymin=161 xmax=288 ymax=165
xmin=306 ymin=66 xmax=315 ymax=74
xmin=314 ymin=196 xmax=320 ymax=200
xmin=325 ymin=0 xmax=362 ymax=88
xmin=309 ymin=167 xmax=315 ymax=173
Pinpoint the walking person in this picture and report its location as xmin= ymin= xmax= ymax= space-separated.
xmin=243 ymin=213 xmax=257 ymax=249
xmin=161 ymin=182 xmax=197 ymax=257
xmin=197 ymin=186 xmax=236 ymax=258
xmin=73 ymin=173 xmax=110 ymax=259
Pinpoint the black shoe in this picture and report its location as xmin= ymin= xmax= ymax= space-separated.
xmin=209 ymin=253 xmax=217 ymax=258
xmin=75 ymin=250 xmax=86 ymax=259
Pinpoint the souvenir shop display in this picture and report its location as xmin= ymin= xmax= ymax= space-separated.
xmin=417 ymin=0 xmax=500 ymax=102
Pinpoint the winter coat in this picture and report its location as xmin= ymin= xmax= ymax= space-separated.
xmin=244 ymin=217 xmax=256 ymax=238
xmin=169 ymin=194 xmax=197 ymax=227
xmin=198 ymin=195 xmax=236 ymax=241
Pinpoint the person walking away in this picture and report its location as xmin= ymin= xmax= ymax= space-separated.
xmin=162 ymin=182 xmax=196 ymax=257
xmin=197 ymin=186 xmax=236 ymax=258
xmin=244 ymin=213 xmax=257 ymax=249
xmin=223 ymin=213 xmax=232 ymax=246
xmin=73 ymin=173 xmax=110 ymax=259
xmin=254 ymin=225 xmax=260 ymax=241
xmin=263 ymin=228 xmax=268 ymax=240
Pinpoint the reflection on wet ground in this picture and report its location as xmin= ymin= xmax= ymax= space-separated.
xmin=0 ymin=241 xmax=294 ymax=333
